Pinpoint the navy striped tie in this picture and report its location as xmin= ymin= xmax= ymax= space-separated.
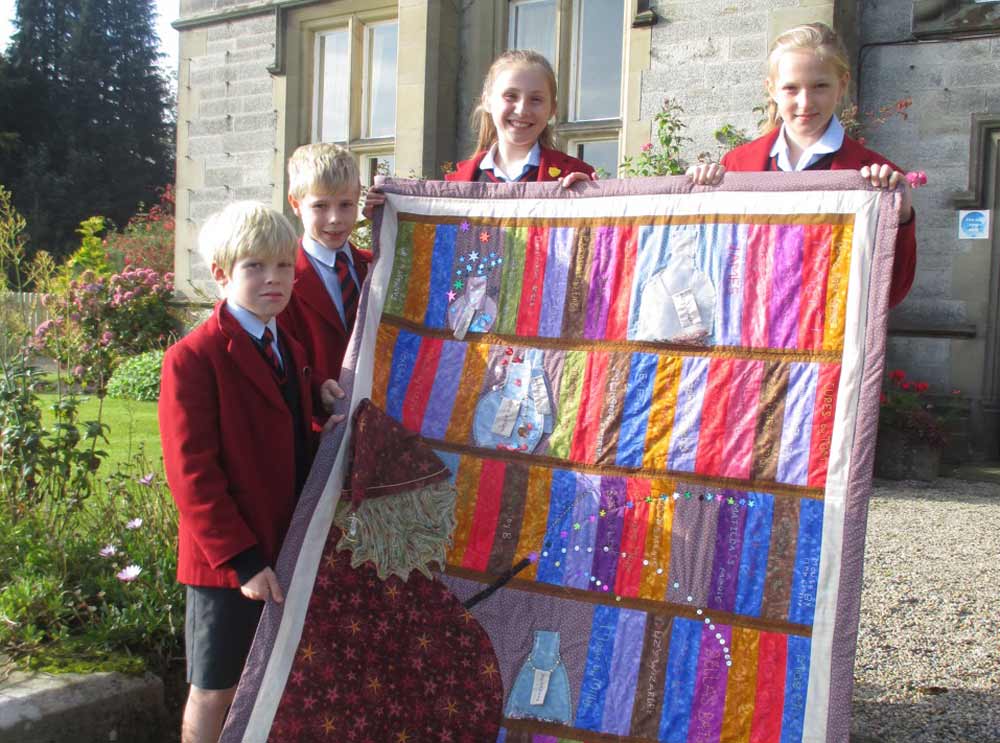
xmin=334 ymin=251 xmax=359 ymax=331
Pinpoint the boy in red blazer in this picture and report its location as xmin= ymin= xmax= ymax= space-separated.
xmin=159 ymin=201 xmax=344 ymax=743
xmin=280 ymin=143 xmax=372 ymax=387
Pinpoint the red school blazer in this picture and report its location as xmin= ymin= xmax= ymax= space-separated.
xmin=445 ymin=146 xmax=595 ymax=182
xmin=278 ymin=242 xmax=372 ymax=385
xmin=159 ymin=301 xmax=315 ymax=589
xmin=721 ymin=129 xmax=916 ymax=308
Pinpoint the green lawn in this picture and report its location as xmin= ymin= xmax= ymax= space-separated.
xmin=38 ymin=392 xmax=163 ymax=474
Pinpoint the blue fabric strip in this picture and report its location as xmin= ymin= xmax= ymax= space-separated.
xmin=780 ymin=635 xmax=812 ymax=743
xmin=627 ymin=226 xmax=670 ymax=337
xmin=574 ymin=605 xmax=620 ymax=731
xmin=734 ymin=492 xmax=775 ymax=617
xmin=564 ymin=474 xmax=602 ymax=590
xmin=616 ymin=352 xmax=659 ymax=468
xmin=718 ymin=224 xmax=747 ymax=346
xmin=666 ymin=356 xmax=710 ymax=472
xmin=536 ymin=469 xmax=577 ymax=586
xmin=538 ymin=227 xmax=574 ymax=337
xmin=776 ymin=362 xmax=819 ymax=485
xmin=420 ymin=340 xmax=467 ymax=439
xmin=601 ymin=609 xmax=647 ymax=734
xmin=424 ymin=223 xmax=458 ymax=328
xmin=788 ymin=497 xmax=824 ymax=625
xmin=658 ymin=617 xmax=701 ymax=742
xmin=384 ymin=330 xmax=422 ymax=422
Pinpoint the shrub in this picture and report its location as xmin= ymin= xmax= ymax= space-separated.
xmin=620 ymin=98 xmax=691 ymax=177
xmin=104 ymin=185 xmax=176 ymax=275
xmin=33 ymin=266 xmax=179 ymax=392
xmin=107 ymin=350 xmax=163 ymax=402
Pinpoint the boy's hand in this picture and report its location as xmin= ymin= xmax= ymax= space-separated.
xmin=362 ymin=187 xmax=386 ymax=220
xmin=560 ymin=171 xmax=598 ymax=189
xmin=320 ymin=378 xmax=347 ymax=431
xmin=240 ymin=567 xmax=284 ymax=603
xmin=860 ymin=164 xmax=913 ymax=224
xmin=686 ymin=163 xmax=725 ymax=186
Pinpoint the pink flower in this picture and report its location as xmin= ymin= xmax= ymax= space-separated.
xmin=100 ymin=331 xmax=114 ymax=347
xmin=905 ymin=170 xmax=927 ymax=188
xmin=99 ymin=544 xmax=117 ymax=558
xmin=138 ymin=473 xmax=154 ymax=486
xmin=641 ymin=142 xmax=654 ymax=152
xmin=72 ymin=365 xmax=85 ymax=378
xmin=116 ymin=565 xmax=142 ymax=582
xmin=125 ymin=517 xmax=143 ymax=530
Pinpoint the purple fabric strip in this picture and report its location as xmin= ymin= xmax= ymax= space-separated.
xmin=563 ymin=474 xmax=601 ymax=590
xmin=687 ymin=623 xmax=732 ymax=743
xmin=707 ymin=492 xmax=748 ymax=613
xmin=538 ymin=227 xmax=574 ymax=337
xmin=666 ymin=488 xmax=720 ymax=607
xmin=420 ymin=340 xmax=467 ymax=439
xmin=719 ymin=224 xmax=748 ymax=346
xmin=776 ymin=362 xmax=819 ymax=485
xmin=768 ymin=224 xmax=805 ymax=349
xmin=590 ymin=477 xmax=627 ymax=593
xmin=584 ymin=226 xmax=617 ymax=339
xmin=601 ymin=609 xmax=648 ymax=735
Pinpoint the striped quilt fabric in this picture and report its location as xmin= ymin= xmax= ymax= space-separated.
xmin=221 ymin=173 xmax=900 ymax=743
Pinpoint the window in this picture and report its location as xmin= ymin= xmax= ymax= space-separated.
xmin=507 ymin=0 xmax=625 ymax=174
xmin=312 ymin=17 xmax=398 ymax=184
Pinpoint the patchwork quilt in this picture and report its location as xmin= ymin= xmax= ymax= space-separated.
xmin=221 ymin=172 xmax=900 ymax=743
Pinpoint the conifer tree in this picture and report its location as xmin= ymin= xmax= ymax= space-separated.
xmin=1 ymin=0 xmax=174 ymax=258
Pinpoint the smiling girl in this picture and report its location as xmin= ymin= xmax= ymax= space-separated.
xmin=688 ymin=22 xmax=916 ymax=307
xmin=446 ymin=49 xmax=595 ymax=187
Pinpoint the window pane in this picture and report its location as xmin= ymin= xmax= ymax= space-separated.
xmin=318 ymin=30 xmax=349 ymax=142
xmin=508 ymin=0 xmax=556 ymax=64
xmin=366 ymin=154 xmax=395 ymax=185
xmin=572 ymin=0 xmax=623 ymax=121
xmin=577 ymin=139 xmax=618 ymax=178
xmin=366 ymin=23 xmax=398 ymax=139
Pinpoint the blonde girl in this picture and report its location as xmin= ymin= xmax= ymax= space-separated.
xmin=688 ymin=22 xmax=916 ymax=307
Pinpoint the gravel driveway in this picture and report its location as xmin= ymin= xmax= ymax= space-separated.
xmin=851 ymin=478 xmax=1000 ymax=743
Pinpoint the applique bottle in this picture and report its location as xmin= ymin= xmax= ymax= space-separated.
xmin=505 ymin=629 xmax=572 ymax=723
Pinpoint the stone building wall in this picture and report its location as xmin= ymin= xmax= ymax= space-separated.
xmin=175 ymin=5 xmax=284 ymax=298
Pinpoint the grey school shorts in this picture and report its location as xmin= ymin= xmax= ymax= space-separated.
xmin=185 ymin=585 xmax=264 ymax=690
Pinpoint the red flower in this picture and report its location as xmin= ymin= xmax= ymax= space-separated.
xmin=915 ymin=382 xmax=929 ymax=393
xmin=901 ymin=382 xmax=911 ymax=390
xmin=889 ymin=369 xmax=905 ymax=382
xmin=880 ymin=392 xmax=887 ymax=404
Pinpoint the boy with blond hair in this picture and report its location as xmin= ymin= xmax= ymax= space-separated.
xmin=280 ymin=143 xmax=375 ymax=386
xmin=159 ymin=201 xmax=345 ymax=742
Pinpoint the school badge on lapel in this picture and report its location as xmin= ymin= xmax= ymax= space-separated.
xmin=547 ymin=166 xmax=561 ymax=178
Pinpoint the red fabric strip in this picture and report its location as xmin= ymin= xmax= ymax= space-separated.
xmin=807 ymin=363 xmax=842 ymax=488
xmin=695 ymin=357 xmax=734 ymax=476
xmin=798 ymin=224 xmax=832 ymax=350
xmin=515 ymin=226 xmax=549 ymax=336
xmin=462 ymin=459 xmax=507 ymax=571
xmin=569 ymin=351 xmax=611 ymax=463
xmin=749 ymin=631 xmax=787 ymax=743
xmin=400 ymin=337 xmax=443 ymax=432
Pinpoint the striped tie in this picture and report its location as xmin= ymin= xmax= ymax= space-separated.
xmin=334 ymin=251 xmax=359 ymax=331
xmin=260 ymin=327 xmax=285 ymax=381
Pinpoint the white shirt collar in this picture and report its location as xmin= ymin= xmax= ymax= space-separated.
xmin=770 ymin=116 xmax=845 ymax=172
xmin=301 ymin=234 xmax=353 ymax=268
xmin=479 ymin=142 xmax=541 ymax=182
xmin=225 ymin=298 xmax=277 ymax=342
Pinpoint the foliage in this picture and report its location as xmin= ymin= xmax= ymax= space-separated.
xmin=1 ymin=0 xmax=174 ymax=260
xmin=840 ymin=98 xmax=912 ymax=145
xmin=620 ymin=99 xmax=691 ymax=177
xmin=0 ymin=450 xmax=183 ymax=674
xmin=33 ymin=265 xmax=179 ymax=392
xmin=0 ymin=351 xmax=107 ymax=527
xmin=697 ymin=122 xmax=754 ymax=164
xmin=879 ymin=369 xmax=957 ymax=448
xmin=103 ymin=184 xmax=176 ymax=275
xmin=65 ymin=217 xmax=114 ymax=278
xmin=107 ymin=350 xmax=163 ymax=402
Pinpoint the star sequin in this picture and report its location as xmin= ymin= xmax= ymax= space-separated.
xmin=453 ymin=279 xmax=463 ymax=290
xmin=479 ymin=231 xmax=490 ymax=243
xmin=446 ymin=290 xmax=456 ymax=301
xmin=460 ymin=221 xmax=470 ymax=232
